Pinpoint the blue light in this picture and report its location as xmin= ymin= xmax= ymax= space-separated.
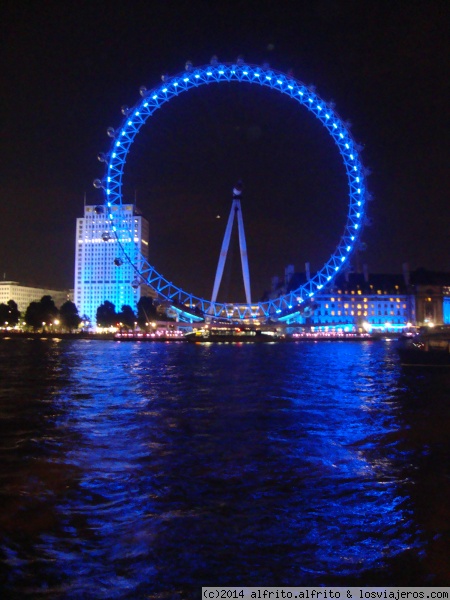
xmin=102 ymin=61 xmax=368 ymax=322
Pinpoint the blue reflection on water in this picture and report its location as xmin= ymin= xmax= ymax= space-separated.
xmin=0 ymin=339 xmax=447 ymax=597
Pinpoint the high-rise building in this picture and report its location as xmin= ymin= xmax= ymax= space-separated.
xmin=74 ymin=204 xmax=154 ymax=327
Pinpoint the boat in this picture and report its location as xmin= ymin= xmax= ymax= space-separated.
xmin=185 ymin=325 xmax=281 ymax=343
xmin=397 ymin=326 xmax=450 ymax=367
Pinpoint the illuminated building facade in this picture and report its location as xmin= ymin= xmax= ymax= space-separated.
xmin=273 ymin=267 xmax=450 ymax=332
xmin=74 ymin=204 xmax=153 ymax=326
xmin=0 ymin=281 xmax=70 ymax=316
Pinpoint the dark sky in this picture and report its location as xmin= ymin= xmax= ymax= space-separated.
xmin=1 ymin=0 xmax=449 ymax=303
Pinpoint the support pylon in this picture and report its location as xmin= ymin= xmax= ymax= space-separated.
xmin=211 ymin=182 xmax=252 ymax=305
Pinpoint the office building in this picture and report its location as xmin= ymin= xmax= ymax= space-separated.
xmin=0 ymin=281 xmax=70 ymax=316
xmin=74 ymin=204 xmax=154 ymax=327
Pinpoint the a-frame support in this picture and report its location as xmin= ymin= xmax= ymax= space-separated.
xmin=211 ymin=182 xmax=252 ymax=305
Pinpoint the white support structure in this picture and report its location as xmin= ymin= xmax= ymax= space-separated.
xmin=211 ymin=183 xmax=252 ymax=305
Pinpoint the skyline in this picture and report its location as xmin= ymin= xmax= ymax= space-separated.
xmin=1 ymin=1 xmax=449 ymax=303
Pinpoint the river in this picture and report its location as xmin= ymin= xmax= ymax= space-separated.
xmin=0 ymin=338 xmax=449 ymax=598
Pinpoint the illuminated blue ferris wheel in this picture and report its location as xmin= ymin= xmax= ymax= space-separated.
xmin=95 ymin=58 xmax=369 ymax=322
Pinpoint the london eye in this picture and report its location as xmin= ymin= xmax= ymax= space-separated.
xmin=94 ymin=58 xmax=369 ymax=322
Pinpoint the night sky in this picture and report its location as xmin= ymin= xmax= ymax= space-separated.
xmin=2 ymin=1 xmax=449 ymax=303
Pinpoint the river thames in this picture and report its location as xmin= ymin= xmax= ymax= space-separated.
xmin=0 ymin=338 xmax=449 ymax=598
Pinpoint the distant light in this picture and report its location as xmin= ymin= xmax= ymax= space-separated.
xmin=277 ymin=79 xmax=282 ymax=85
xmin=162 ymin=88 xmax=167 ymax=93
xmin=152 ymin=94 xmax=157 ymax=99
xmin=266 ymin=76 xmax=272 ymax=80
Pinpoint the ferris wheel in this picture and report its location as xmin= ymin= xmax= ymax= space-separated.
xmin=94 ymin=57 xmax=369 ymax=322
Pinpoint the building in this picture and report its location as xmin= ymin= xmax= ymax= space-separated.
xmin=74 ymin=203 xmax=155 ymax=326
xmin=270 ymin=266 xmax=450 ymax=332
xmin=0 ymin=281 xmax=71 ymax=316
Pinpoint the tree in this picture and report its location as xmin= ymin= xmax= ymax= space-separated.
xmin=0 ymin=300 xmax=20 ymax=327
xmin=24 ymin=301 xmax=42 ymax=331
xmin=59 ymin=301 xmax=81 ymax=332
xmin=136 ymin=296 xmax=157 ymax=330
xmin=117 ymin=304 xmax=136 ymax=330
xmin=24 ymin=296 xmax=59 ymax=331
xmin=96 ymin=301 xmax=117 ymax=328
